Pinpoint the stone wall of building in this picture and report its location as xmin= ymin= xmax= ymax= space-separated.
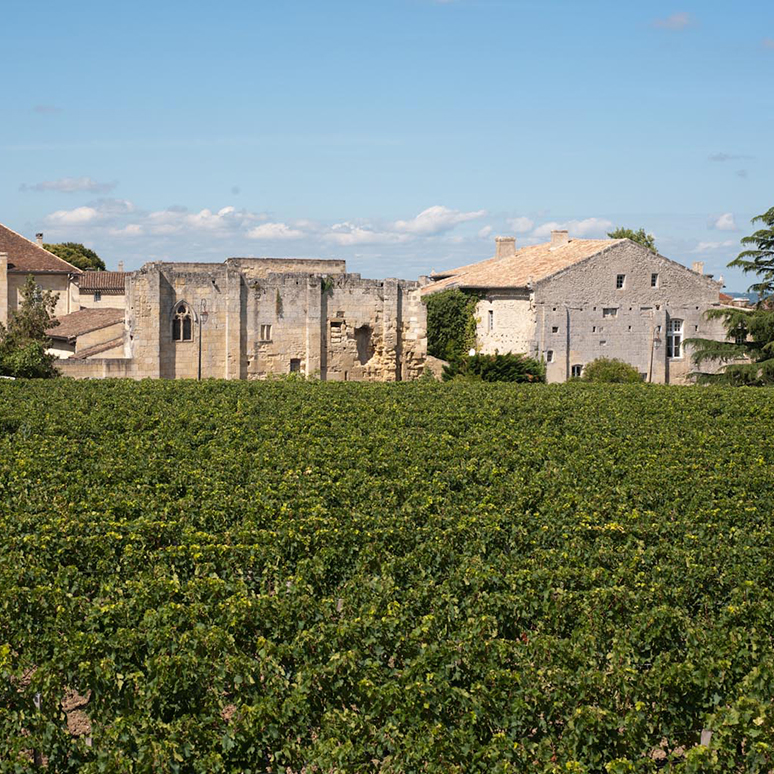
xmin=474 ymin=291 xmax=535 ymax=356
xmin=7 ymin=272 xmax=77 ymax=319
xmin=534 ymin=241 xmax=727 ymax=383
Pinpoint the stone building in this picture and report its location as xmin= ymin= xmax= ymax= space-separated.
xmin=58 ymin=257 xmax=427 ymax=381
xmin=423 ymin=233 xmax=730 ymax=383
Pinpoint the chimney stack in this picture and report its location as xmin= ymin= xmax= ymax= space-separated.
xmin=495 ymin=236 xmax=516 ymax=259
xmin=692 ymin=261 xmax=704 ymax=275
xmin=36 ymin=233 xmax=44 ymax=247
xmin=117 ymin=261 xmax=124 ymax=272
xmin=551 ymin=230 xmax=570 ymax=247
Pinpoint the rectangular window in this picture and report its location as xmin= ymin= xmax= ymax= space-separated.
xmin=488 ymin=309 xmax=494 ymax=332
xmin=94 ymin=291 xmax=102 ymax=302
xmin=600 ymin=340 xmax=607 ymax=346
xmin=651 ymin=273 xmax=659 ymax=287
xmin=552 ymin=326 xmax=559 ymax=334
xmin=571 ymin=364 xmax=583 ymax=378
xmin=546 ymin=350 xmax=554 ymax=363
xmin=616 ymin=274 xmax=626 ymax=289
xmin=289 ymin=358 xmax=301 ymax=373
xmin=260 ymin=324 xmax=272 ymax=341
xmin=667 ymin=319 xmax=683 ymax=359
xmin=602 ymin=308 xmax=618 ymax=318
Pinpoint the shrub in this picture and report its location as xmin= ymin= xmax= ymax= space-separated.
xmin=581 ymin=358 xmax=643 ymax=383
xmin=442 ymin=352 xmax=546 ymax=382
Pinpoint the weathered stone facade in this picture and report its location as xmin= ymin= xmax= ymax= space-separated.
xmin=425 ymin=235 xmax=731 ymax=384
xmin=60 ymin=258 xmax=427 ymax=381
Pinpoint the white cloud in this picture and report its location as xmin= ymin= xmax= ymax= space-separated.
xmin=507 ymin=216 xmax=534 ymax=233
xmin=653 ymin=12 xmax=693 ymax=30
xmin=110 ymin=224 xmax=143 ymax=236
xmin=325 ymin=222 xmax=408 ymax=246
xmin=247 ymin=222 xmax=305 ymax=240
xmin=710 ymin=212 xmax=737 ymax=231
xmin=693 ymin=239 xmax=736 ymax=253
xmin=477 ymin=225 xmax=493 ymax=239
xmin=46 ymin=206 xmax=100 ymax=225
xmin=393 ymin=205 xmax=486 ymax=236
xmin=532 ymin=217 xmax=613 ymax=239
xmin=21 ymin=177 xmax=117 ymax=194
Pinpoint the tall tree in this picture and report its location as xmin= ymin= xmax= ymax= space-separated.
xmin=607 ymin=227 xmax=657 ymax=253
xmin=43 ymin=242 xmax=106 ymax=271
xmin=687 ymin=206 xmax=774 ymax=385
xmin=0 ymin=275 xmax=60 ymax=378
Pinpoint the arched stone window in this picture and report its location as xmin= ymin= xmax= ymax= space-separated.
xmin=172 ymin=302 xmax=193 ymax=342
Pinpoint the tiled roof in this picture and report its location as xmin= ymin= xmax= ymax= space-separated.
xmin=0 ymin=223 xmax=82 ymax=274
xmin=46 ymin=308 xmax=124 ymax=343
xmin=78 ymin=271 xmax=127 ymax=294
xmin=422 ymin=239 xmax=626 ymax=294
xmin=71 ymin=337 xmax=125 ymax=359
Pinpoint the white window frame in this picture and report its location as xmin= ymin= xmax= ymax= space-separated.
xmin=667 ymin=319 xmax=683 ymax=359
xmin=546 ymin=350 xmax=554 ymax=363
xmin=571 ymin=364 xmax=583 ymax=378
xmin=616 ymin=274 xmax=626 ymax=289
xmin=651 ymin=273 xmax=659 ymax=288
xmin=602 ymin=307 xmax=618 ymax=318
xmin=260 ymin=323 xmax=272 ymax=341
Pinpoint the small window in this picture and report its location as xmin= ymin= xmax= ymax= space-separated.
xmin=602 ymin=308 xmax=618 ymax=318
xmin=552 ymin=326 xmax=559 ymax=334
xmin=552 ymin=307 xmax=557 ymax=312
xmin=628 ymin=325 xmax=632 ymax=331
xmin=172 ymin=303 xmax=193 ymax=342
xmin=94 ymin=291 xmax=102 ymax=302
xmin=546 ymin=350 xmax=554 ymax=363
xmin=600 ymin=340 xmax=607 ymax=346
xmin=616 ymin=274 xmax=625 ymax=289
xmin=592 ymin=325 xmax=597 ymax=333
xmin=667 ymin=319 xmax=683 ymax=359
xmin=289 ymin=358 xmax=302 ymax=373
xmin=488 ymin=309 xmax=494 ymax=332
xmin=571 ymin=364 xmax=583 ymax=378
xmin=651 ymin=273 xmax=659 ymax=287
xmin=260 ymin=324 xmax=272 ymax=341
xmin=694 ymin=324 xmax=699 ymax=332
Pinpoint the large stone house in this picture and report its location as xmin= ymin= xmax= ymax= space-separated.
xmin=56 ymin=257 xmax=427 ymax=381
xmin=423 ymin=232 xmax=730 ymax=383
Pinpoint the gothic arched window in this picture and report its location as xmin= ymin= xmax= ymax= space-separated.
xmin=172 ymin=303 xmax=193 ymax=342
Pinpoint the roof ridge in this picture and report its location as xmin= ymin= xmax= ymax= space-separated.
xmin=0 ymin=223 xmax=83 ymax=274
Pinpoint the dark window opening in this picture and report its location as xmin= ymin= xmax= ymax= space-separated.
xmin=289 ymin=358 xmax=301 ymax=373
xmin=355 ymin=325 xmax=375 ymax=365
xmin=173 ymin=303 xmax=193 ymax=342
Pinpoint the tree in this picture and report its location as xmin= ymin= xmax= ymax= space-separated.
xmin=423 ymin=288 xmax=479 ymax=362
xmin=607 ymin=227 xmax=657 ymax=254
xmin=43 ymin=242 xmax=106 ymax=271
xmin=0 ymin=275 xmax=60 ymax=378
xmin=442 ymin=352 xmax=545 ymax=383
xmin=581 ymin=358 xmax=643 ymax=383
xmin=687 ymin=206 xmax=774 ymax=385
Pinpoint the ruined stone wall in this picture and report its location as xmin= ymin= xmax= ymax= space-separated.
xmin=534 ymin=241 xmax=726 ymax=383
xmin=228 ymin=257 xmax=346 ymax=280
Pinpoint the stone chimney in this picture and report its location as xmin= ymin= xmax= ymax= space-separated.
xmin=36 ymin=233 xmax=44 ymax=247
xmin=692 ymin=261 xmax=704 ymax=274
xmin=495 ymin=236 xmax=516 ymax=259
xmin=551 ymin=230 xmax=570 ymax=247
xmin=117 ymin=261 xmax=124 ymax=272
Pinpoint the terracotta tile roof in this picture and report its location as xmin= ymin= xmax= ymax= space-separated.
xmin=78 ymin=271 xmax=127 ymax=294
xmin=422 ymin=238 xmax=626 ymax=294
xmin=46 ymin=308 xmax=124 ymax=343
xmin=71 ymin=337 xmax=125 ymax=359
xmin=0 ymin=223 xmax=82 ymax=274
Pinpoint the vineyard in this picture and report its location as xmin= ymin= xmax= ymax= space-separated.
xmin=2 ymin=380 xmax=774 ymax=773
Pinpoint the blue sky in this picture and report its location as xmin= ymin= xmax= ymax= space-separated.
xmin=2 ymin=0 xmax=772 ymax=290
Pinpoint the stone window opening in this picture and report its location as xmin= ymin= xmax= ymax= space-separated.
xmin=546 ymin=350 xmax=554 ymax=363
xmin=488 ymin=309 xmax=494 ymax=332
xmin=551 ymin=326 xmax=559 ymax=334
xmin=94 ymin=291 xmax=102 ymax=302
xmin=289 ymin=358 xmax=301 ymax=373
xmin=651 ymin=273 xmax=659 ymax=288
xmin=172 ymin=302 xmax=194 ymax=342
xmin=260 ymin=324 xmax=272 ymax=341
xmin=602 ymin=308 xmax=618 ymax=318
xmin=667 ymin=319 xmax=683 ymax=359
xmin=355 ymin=325 xmax=375 ymax=365
xmin=571 ymin=364 xmax=583 ymax=378
xmin=616 ymin=274 xmax=626 ymax=289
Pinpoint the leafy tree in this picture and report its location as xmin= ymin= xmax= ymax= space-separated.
xmin=607 ymin=227 xmax=657 ymax=253
xmin=687 ymin=206 xmax=774 ymax=385
xmin=423 ymin=288 xmax=479 ymax=362
xmin=442 ymin=352 xmax=545 ymax=382
xmin=581 ymin=357 xmax=643 ymax=383
xmin=0 ymin=275 xmax=60 ymax=378
xmin=43 ymin=241 xmax=106 ymax=271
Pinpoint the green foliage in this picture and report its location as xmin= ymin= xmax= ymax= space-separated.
xmin=43 ymin=242 xmax=106 ymax=272
xmin=0 ymin=275 xmax=60 ymax=378
xmin=2 ymin=382 xmax=774 ymax=770
xmin=581 ymin=358 xmax=643 ymax=383
xmin=607 ymin=227 xmax=658 ymax=254
xmin=423 ymin=288 xmax=479 ymax=362
xmin=687 ymin=206 xmax=774 ymax=385
xmin=442 ymin=351 xmax=545 ymax=382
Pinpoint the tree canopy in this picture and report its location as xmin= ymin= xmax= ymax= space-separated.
xmin=607 ymin=227 xmax=657 ymax=254
xmin=581 ymin=358 xmax=643 ymax=383
xmin=687 ymin=206 xmax=774 ymax=385
xmin=423 ymin=288 xmax=479 ymax=362
xmin=43 ymin=242 xmax=106 ymax=272
xmin=0 ymin=275 xmax=60 ymax=378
